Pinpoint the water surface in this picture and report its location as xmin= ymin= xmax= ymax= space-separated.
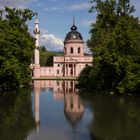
xmin=0 ymin=80 xmax=140 ymax=140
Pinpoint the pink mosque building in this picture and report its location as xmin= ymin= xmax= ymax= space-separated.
xmin=32 ymin=16 xmax=92 ymax=78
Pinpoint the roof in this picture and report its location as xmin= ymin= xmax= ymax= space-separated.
xmin=64 ymin=23 xmax=83 ymax=42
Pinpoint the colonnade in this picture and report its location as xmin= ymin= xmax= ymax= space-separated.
xmin=64 ymin=63 xmax=77 ymax=77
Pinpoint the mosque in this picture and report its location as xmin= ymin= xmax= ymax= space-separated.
xmin=32 ymin=16 xmax=93 ymax=78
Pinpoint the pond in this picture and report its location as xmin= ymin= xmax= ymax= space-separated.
xmin=0 ymin=80 xmax=140 ymax=140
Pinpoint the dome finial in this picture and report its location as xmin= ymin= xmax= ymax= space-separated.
xmin=71 ymin=16 xmax=77 ymax=31
xmin=73 ymin=16 xmax=75 ymax=25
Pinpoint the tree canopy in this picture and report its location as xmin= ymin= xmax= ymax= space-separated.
xmin=40 ymin=46 xmax=63 ymax=66
xmin=0 ymin=7 xmax=35 ymax=89
xmin=78 ymin=0 xmax=140 ymax=94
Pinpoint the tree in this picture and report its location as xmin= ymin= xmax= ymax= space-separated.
xmin=0 ymin=7 xmax=35 ymax=89
xmin=78 ymin=0 xmax=140 ymax=94
xmin=40 ymin=46 xmax=64 ymax=66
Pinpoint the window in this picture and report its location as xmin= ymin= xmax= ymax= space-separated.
xmin=70 ymin=102 xmax=73 ymax=109
xmin=64 ymin=47 xmax=67 ymax=54
xmin=57 ymin=70 xmax=59 ymax=74
xmin=78 ymin=102 xmax=81 ymax=109
xmin=58 ymin=88 xmax=60 ymax=92
xmin=70 ymin=97 xmax=73 ymax=109
xmin=69 ymin=64 xmax=72 ymax=68
xmin=78 ymin=47 xmax=80 ymax=54
xmin=57 ymin=81 xmax=59 ymax=86
xmin=70 ymin=47 xmax=73 ymax=54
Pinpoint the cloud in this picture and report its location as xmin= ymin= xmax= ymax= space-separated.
xmin=0 ymin=0 xmax=37 ymax=8
xmin=43 ymin=7 xmax=61 ymax=12
xmin=81 ymin=19 xmax=93 ymax=26
xmin=84 ymin=44 xmax=91 ymax=54
xmin=40 ymin=29 xmax=63 ymax=52
xmin=68 ymin=3 xmax=91 ymax=11
xmin=36 ymin=3 xmax=44 ymax=7
xmin=43 ymin=2 xmax=92 ymax=12
xmin=132 ymin=0 xmax=140 ymax=17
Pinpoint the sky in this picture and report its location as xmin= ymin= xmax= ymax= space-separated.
xmin=0 ymin=0 xmax=140 ymax=52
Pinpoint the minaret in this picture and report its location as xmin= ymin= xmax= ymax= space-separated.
xmin=33 ymin=13 xmax=40 ymax=77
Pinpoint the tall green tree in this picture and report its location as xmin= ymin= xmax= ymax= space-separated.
xmin=0 ymin=7 xmax=35 ymax=89
xmin=78 ymin=0 xmax=140 ymax=94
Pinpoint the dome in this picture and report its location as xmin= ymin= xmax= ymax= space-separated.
xmin=64 ymin=23 xmax=83 ymax=42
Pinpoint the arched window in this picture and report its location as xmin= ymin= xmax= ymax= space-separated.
xmin=70 ymin=47 xmax=73 ymax=54
xmin=57 ymin=81 xmax=59 ymax=85
xmin=70 ymin=97 xmax=73 ymax=109
xmin=64 ymin=47 xmax=67 ymax=54
xmin=57 ymin=70 xmax=59 ymax=74
xmin=78 ymin=47 xmax=80 ymax=54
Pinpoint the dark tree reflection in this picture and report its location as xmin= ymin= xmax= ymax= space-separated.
xmin=80 ymin=92 xmax=140 ymax=140
xmin=0 ymin=88 xmax=35 ymax=140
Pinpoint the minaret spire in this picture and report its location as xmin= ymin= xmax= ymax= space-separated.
xmin=35 ymin=11 xmax=39 ymax=22
xmin=35 ymin=11 xmax=38 ymax=18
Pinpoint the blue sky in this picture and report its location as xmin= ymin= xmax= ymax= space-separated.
xmin=0 ymin=0 xmax=140 ymax=52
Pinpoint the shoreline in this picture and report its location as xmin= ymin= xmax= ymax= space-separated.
xmin=32 ymin=76 xmax=78 ymax=80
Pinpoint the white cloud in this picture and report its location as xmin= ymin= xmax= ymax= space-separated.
xmin=43 ymin=2 xmax=92 ymax=12
xmin=0 ymin=0 xmax=37 ymax=8
xmin=132 ymin=0 xmax=140 ymax=17
xmin=84 ymin=44 xmax=91 ymax=54
xmin=81 ymin=19 xmax=93 ymax=26
xmin=40 ymin=29 xmax=63 ymax=52
xmin=43 ymin=7 xmax=61 ymax=12
xmin=68 ymin=3 xmax=91 ymax=11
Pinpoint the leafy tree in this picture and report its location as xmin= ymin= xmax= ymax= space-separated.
xmin=0 ymin=7 xmax=35 ymax=89
xmin=40 ymin=46 xmax=63 ymax=66
xmin=78 ymin=0 xmax=140 ymax=94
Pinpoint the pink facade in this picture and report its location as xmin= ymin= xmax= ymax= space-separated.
xmin=40 ymin=67 xmax=54 ymax=77
xmin=32 ymin=17 xmax=93 ymax=78
xmin=53 ymin=56 xmax=92 ymax=77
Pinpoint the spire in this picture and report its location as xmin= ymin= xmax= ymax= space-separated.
xmin=35 ymin=12 xmax=38 ymax=19
xmin=71 ymin=16 xmax=77 ymax=31
xmin=35 ymin=12 xmax=39 ymax=24
xmin=73 ymin=16 xmax=75 ymax=25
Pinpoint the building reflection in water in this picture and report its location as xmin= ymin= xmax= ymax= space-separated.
xmin=33 ymin=80 xmax=84 ymax=139
xmin=33 ymin=80 xmax=41 ymax=140
xmin=64 ymin=81 xmax=84 ymax=127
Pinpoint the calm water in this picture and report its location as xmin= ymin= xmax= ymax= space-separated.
xmin=0 ymin=80 xmax=140 ymax=140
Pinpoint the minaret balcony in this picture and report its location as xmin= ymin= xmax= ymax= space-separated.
xmin=34 ymin=30 xmax=40 ymax=34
